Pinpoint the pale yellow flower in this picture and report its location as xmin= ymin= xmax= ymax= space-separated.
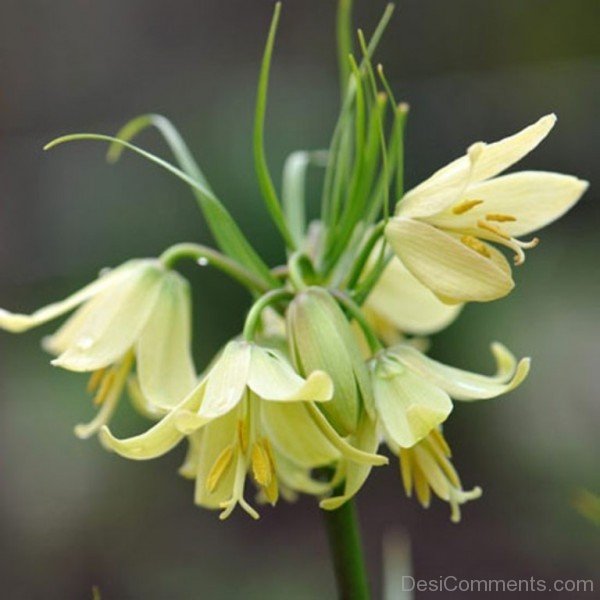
xmin=370 ymin=342 xmax=529 ymax=520
xmin=386 ymin=114 xmax=588 ymax=303
xmin=100 ymin=340 xmax=387 ymax=518
xmin=0 ymin=259 xmax=196 ymax=436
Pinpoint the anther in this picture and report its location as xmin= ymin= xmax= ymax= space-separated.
xmin=485 ymin=213 xmax=516 ymax=222
xmin=452 ymin=199 xmax=484 ymax=215
xmin=460 ymin=235 xmax=491 ymax=258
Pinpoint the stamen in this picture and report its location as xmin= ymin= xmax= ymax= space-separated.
xmin=251 ymin=441 xmax=273 ymax=487
xmin=87 ymin=368 xmax=107 ymax=394
xmin=452 ymin=199 xmax=484 ymax=215
xmin=93 ymin=370 xmax=116 ymax=406
xmin=206 ymin=445 xmax=234 ymax=493
xmin=460 ymin=235 xmax=491 ymax=258
xmin=477 ymin=220 xmax=510 ymax=240
xmin=485 ymin=213 xmax=516 ymax=222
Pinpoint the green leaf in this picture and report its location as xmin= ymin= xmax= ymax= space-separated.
xmin=44 ymin=133 xmax=277 ymax=288
xmin=254 ymin=2 xmax=296 ymax=250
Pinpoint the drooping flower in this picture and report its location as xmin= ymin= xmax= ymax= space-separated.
xmin=100 ymin=339 xmax=387 ymax=519
xmin=286 ymin=287 xmax=374 ymax=436
xmin=385 ymin=114 xmax=588 ymax=303
xmin=0 ymin=259 xmax=196 ymax=436
xmin=370 ymin=342 xmax=529 ymax=520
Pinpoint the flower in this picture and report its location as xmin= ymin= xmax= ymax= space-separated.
xmin=385 ymin=114 xmax=588 ymax=303
xmin=100 ymin=340 xmax=388 ymax=519
xmin=286 ymin=287 xmax=374 ymax=436
xmin=0 ymin=259 xmax=196 ymax=437
xmin=399 ymin=429 xmax=482 ymax=523
xmin=363 ymin=251 xmax=462 ymax=344
xmin=370 ymin=342 xmax=529 ymax=520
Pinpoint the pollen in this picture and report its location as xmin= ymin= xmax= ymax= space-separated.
xmin=460 ymin=235 xmax=491 ymax=258
xmin=451 ymin=199 xmax=484 ymax=215
xmin=206 ymin=445 xmax=235 ymax=493
xmin=477 ymin=220 xmax=511 ymax=240
xmin=485 ymin=213 xmax=516 ymax=222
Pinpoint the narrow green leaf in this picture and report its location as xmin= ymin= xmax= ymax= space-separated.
xmin=254 ymin=2 xmax=296 ymax=249
xmin=336 ymin=0 xmax=354 ymax=98
xmin=44 ymin=133 xmax=277 ymax=288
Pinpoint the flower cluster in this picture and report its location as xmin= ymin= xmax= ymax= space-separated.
xmin=0 ymin=4 xmax=587 ymax=522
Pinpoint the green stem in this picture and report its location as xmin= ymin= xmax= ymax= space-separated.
xmin=322 ymin=491 xmax=370 ymax=600
xmin=331 ymin=290 xmax=382 ymax=353
xmin=242 ymin=288 xmax=293 ymax=340
xmin=344 ymin=222 xmax=385 ymax=290
xmin=159 ymin=243 xmax=271 ymax=295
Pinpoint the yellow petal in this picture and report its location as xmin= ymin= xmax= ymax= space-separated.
xmin=320 ymin=413 xmax=380 ymax=510
xmin=386 ymin=217 xmax=514 ymax=303
xmin=197 ymin=341 xmax=252 ymax=419
xmin=372 ymin=358 xmax=452 ymax=448
xmin=248 ymin=346 xmax=333 ymax=402
xmin=136 ymin=271 xmax=197 ymax=411
xmin=51 ymin=264 xmax=164 ymax=371
xmin=99 ymin=388 xmax=201 ymax=459
xmin=261 ymin=401 xmax=340 ymax=467
xmin=430 ymin=171 xmax=588 ymax=237
xmin=0 ymin=260 xmax=144 ymax=333
xmin=366 ymin=256 xmax=462 ymax=335
xmin=398 ymin=114 xmax=556 ymax=219
xmin=389 ymin=343 xmax=530 ymax=401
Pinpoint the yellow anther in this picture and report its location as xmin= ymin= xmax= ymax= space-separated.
xmin=93 ymin=370 xmax=115 ymax=406
xmin=477 ymin=220 xmax=510 ymax=240
xmin=87 ymin=368 xmax=106 ymax=394
xmin=237 ymin=419 xmax=248 ymax=453
xmin=206 ymin=445 xmax=234 ymax=493
xmin=251 ymin=440 xmax=274 ymax=487
xmin=460 ymin=235 xmax=491 ymax=258
xmin=264 ymin=476 xmax=279 ymax=505
xmin=452 ymin=199 xmax=484 ymax=215
xmin=485 ymin=213 xmax=516 ymax=222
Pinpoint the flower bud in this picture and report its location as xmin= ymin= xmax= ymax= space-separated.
xmin=286 ymin=287 xmax=374 ymax=436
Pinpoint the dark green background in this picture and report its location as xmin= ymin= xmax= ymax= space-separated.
xmin=1 ymin=1 xmax=598 ymax=598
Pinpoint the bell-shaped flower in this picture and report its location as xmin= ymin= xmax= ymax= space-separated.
xmin=370 ymin=342 xmax=529 ymax=520
xmin=385 ymin=114 xmax=588 ymax=303
xmin=398 ymin=428 xmax=482 ymax=523
xmin=0 ymin=259 xmax=196 ymax=437
xmin=286 ymin=287 xmax=374 ymax=436
xmin=363 ymin=250 xmax=462 ymax=343
xmin=100 ymin=340 xmax=387 ymax=519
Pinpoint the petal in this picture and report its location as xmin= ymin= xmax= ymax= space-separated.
xmin=136 ymin=271 xmax=197 ymax=410
xmin=248 ymin=346 xmax=333 ymax=402
xmin=0 ymin=260 xmax=143 ymax=333
xmin=372 ymin=358 xmax=452 ymax=448
xmin=429 ymin=171 xmax=588 ymax=237
xmin=194 ymin=408 xmax=240 ymax=510
xmin=320 ymin=414 xmax=380 ymax=510
xmin=389 ymin=343 xmax=530 ymax=401
xmin=386 ymin=217 xmax=514 ymax=303
xmin=52 ymin=264 xmax=164 ymax=371
xmin=99 ymin=386 xmax=202 ymax=459
xmin=197 ymin=341 xmax=251 ymax=419
xmin=398 ymin=115 xmax=557 ymax=219
xmin=274 ymin=452 xmax=333 ymax=496
xmin=178 ymin=431 xmax=203 ymax=480
xmin=365 ymin=256 xmax=463 ymax=335
xmin=261 ymin=402 xmax=340 ymax=468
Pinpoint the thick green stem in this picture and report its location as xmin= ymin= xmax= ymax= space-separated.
xmin=323 ymin=493 xmax=370 ymax=600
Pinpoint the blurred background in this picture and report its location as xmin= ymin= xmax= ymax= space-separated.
xmin=1 ymin=0 xmax=598 ymax=598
